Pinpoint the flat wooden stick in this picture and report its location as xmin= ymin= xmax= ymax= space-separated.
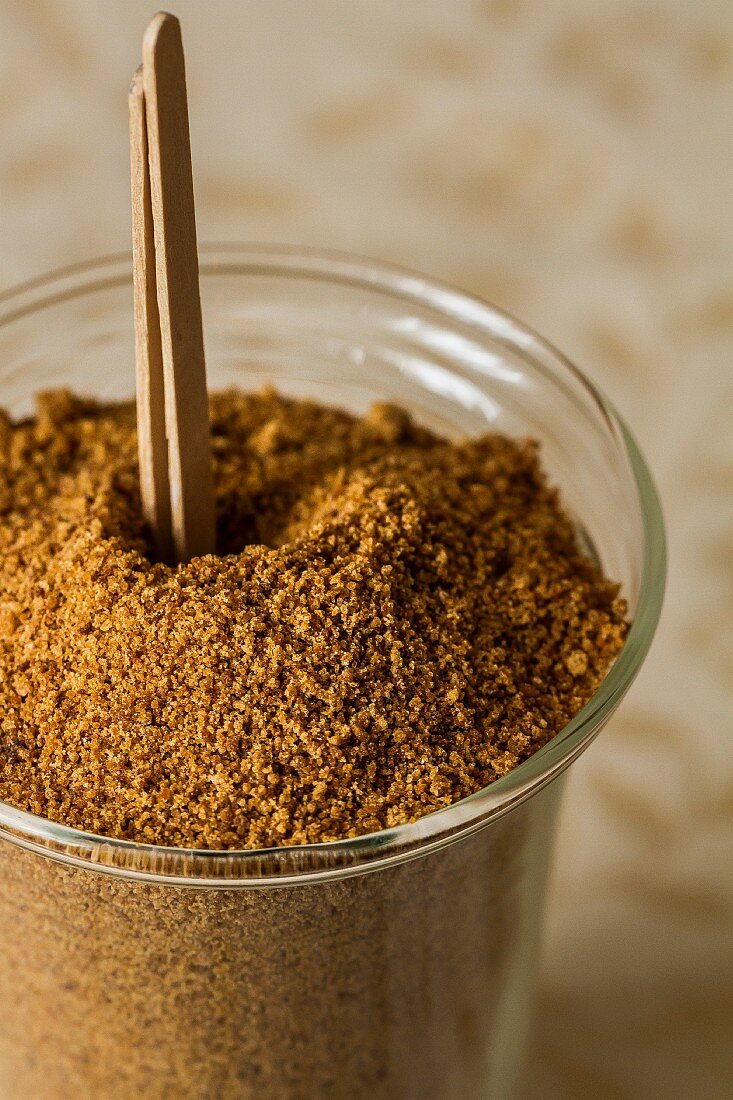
xmin=142 ymin=11 xmax=215 ymax=563
xmin=129 ymin=65 xmax=174 ymax=564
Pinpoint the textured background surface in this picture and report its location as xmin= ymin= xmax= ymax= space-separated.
xmin=0 ymin=1 xmax=731 ymax=1096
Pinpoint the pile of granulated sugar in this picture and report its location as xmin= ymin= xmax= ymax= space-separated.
xmin=0 ymin=387 xmax=627 ymax=848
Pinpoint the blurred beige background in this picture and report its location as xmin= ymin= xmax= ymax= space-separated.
xmin=1 ymin=1 xmax=731 ymax=1096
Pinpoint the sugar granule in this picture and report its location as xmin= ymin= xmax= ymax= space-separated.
xmin=0 ymin=387 xmax=627 ymax=848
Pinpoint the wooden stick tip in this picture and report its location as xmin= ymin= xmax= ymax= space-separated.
xmin=143 ymin=11 xmax=182 ymax=60
xmin=129 ymin=64 xmax=144 ymax=100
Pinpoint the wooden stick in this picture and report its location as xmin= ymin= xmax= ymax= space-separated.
xmin=129 ymin=65 xmax=174 ymax=564
xmin=142 ymin=11 xmax=216 ymax=563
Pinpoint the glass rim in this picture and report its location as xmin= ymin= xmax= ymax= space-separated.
xmin=0 ymin=245 xmax=666 ymax=886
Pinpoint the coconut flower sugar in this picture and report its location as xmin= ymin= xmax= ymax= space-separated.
xmin=0 ymin=387 xmax=627 ymax=849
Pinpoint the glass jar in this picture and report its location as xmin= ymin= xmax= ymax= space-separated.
xmin=0 ymin=248 xmax=665 ymax=1100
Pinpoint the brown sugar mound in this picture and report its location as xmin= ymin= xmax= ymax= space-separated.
xmin=0 ymin=387 xmax=627 ymax=848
